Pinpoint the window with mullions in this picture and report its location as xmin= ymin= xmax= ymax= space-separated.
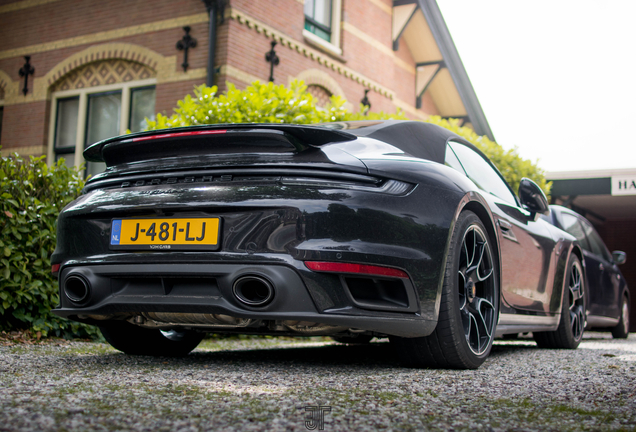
xmin=304 ymin=0 xmax=332 ymax=42
xmin=51 ymin=83 xmax=156 ymax=177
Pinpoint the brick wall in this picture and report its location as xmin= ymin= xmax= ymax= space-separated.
xmin=0 ymin=0 xmax=439 ymax=155
xmin=1 ymin=101 xmax=48 ymax=152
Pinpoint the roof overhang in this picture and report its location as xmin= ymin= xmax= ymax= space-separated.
xmin=392 ymin=0 xmax=494 ymax=140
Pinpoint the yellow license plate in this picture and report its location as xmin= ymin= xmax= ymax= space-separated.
xmin=110 ymin=218 xmax=221 ymax=250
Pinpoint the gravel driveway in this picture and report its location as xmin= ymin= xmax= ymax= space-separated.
xmin=1 ymin=333 xmax=635 ymax=431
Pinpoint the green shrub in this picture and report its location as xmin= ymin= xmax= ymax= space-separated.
xmin=146 ymin=80 xmax=548 ymax=196
xmin=0 ymin=152 xmax=99 ymax=339
xmin=146 ymin=80 xmax=407 ymax=129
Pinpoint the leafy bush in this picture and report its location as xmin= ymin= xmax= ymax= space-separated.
xmin=147 ymin=80 xmax=548 ymax=195
xmin=146 ymin=80 xmax=407 ymax=129
xmin=0 ymin=152 xmax=99 ymax=339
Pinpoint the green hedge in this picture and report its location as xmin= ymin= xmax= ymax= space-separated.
xmin=146 ymin=80 xmax=408 ymax=129
xmin=0 ymin=152 xmax=100 ymax=339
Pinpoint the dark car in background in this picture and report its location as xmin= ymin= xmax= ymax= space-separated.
xmin=544 ymin=205 xmax=630 ymax=338
xmin=52 ymin=120 xmax=587 ymax=369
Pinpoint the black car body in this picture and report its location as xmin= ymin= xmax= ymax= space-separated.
xmin=543 ymin=205 xmax=630 ymax=338
xmin=52 ymin=120 xmax=586 ymax=368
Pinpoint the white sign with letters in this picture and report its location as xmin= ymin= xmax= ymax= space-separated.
xmin=611 ymin=176 xmax=636 ymax=196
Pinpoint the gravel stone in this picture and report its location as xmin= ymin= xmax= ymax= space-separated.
xmin=0 ymin=333 xmax=635 ymax=431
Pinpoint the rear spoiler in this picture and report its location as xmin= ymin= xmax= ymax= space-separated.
xmin=83 ymin=124 xmax=357 ymax=166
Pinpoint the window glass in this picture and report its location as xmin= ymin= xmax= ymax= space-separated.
xmin=54 ymin=97 xmax=79 ymax=167
xmin=448 ymin=141 xmax=516 ymax=204
xmin=581 ymin=220 xmax=612 ymax=262
xmin=55 ymin=97 xmax=79 ymax=149
xmin=130 ymin=87 xmax=156 ymax=133
xmin=304 ymin=0 xmax=332 ymax=41
xmin=85 ymin=92 xmax=121 ymax=177
xmin=560 ymin=213 xmax=590 ymax=251
xmin=444 ymin=144 xmax=466 ymax=174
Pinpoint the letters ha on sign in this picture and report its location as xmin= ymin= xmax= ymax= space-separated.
xmin=611 ymin=176 xmax=636 ymax=196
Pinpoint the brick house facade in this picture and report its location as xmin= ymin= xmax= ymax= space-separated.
xmin=0 ymin=0 xmax=492 ymax=170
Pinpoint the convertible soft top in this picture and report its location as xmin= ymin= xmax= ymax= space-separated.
xmin=323 ymin=120 xmax=454 ymax=164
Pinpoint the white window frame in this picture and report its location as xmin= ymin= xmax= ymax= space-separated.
xmin=302 ymin=0 xmax=343 ymax=56
xmin=47 ymin=78 xmax=157 ymax=169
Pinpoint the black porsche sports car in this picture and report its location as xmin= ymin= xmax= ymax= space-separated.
xmin=52 ymin=120 xmax=586 ymax=369
xmin=543 ymin=205 xmax=630 ymax=338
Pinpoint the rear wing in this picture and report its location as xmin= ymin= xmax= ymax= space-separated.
xmin=83 ymin=124 xmax=357 ymax=166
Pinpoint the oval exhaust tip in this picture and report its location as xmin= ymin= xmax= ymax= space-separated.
xmin=233 ymin=276 xmax=274 ymax=307
xmin=64 ymin=275 xmax=90 ymax=303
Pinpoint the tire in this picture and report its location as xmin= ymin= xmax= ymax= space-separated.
xmin=100 ymin=321 xmax=204 ymax=356
xmin=533 ymin=254 xmax=585 ymax=349
xmin=391 ymin=211 xmax=499 ymax=369
xmin=611 ymin=294 xmax=630 ymax=339
xmin=331 ymin=334 xmax=373 ymax=344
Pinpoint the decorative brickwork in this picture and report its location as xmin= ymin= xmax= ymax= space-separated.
xmin=50 ymin=60 xmax=155 ymax=92
xmin=44 ymin=44 xmax=162 ymax=89
xmin=294 ymin=68 xmax=345 ymax=98
xmin=307 ymin=85 xmax=331 ymax=107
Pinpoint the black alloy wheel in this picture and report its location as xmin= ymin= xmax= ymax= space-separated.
xmin=391 ymin=211 xmax=498 ymax=369
xmin=457 ymin=223 xmax=497 ymax=356
xmin=534 ymin=254 xmax=585 ymax=349
xmin=100 ymin=321 xmax=204 ymax=356
xmin=611 ymin=294 xmax=630 ymax=339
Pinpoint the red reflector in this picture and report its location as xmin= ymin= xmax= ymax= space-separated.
xmin=51 ymin=263 xmax=60 ymax=274
xmin=305 ymin=261 xmax=408 ymax=279
xmin=132 ymin=130 xmax=227 ymax=142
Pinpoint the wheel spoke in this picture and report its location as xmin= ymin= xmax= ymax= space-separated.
xmin=464 ymin=311 xmax=480 ymax=352
xmin=462 ymin=237 xmax=469 ymax=268
xmin=465 ymin=228 xmax=477 ymax=269
xmin=569 ymin=266 xmax=582 ymax=303
xmin=458 ymin=270 xmax=467 ymax=310
xmin=476 ymin=241 xmax=494 ymax=282
xmin=466 ymin=297 xmax=495 ymax=353
xmin=570 ymin=306 xmax=585 ymax=340
xmin=570 ymin=287 xmax=582 ymax=305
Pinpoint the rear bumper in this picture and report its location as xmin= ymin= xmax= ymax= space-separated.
xmin=53 ymin=262 xmax=436 ymax=338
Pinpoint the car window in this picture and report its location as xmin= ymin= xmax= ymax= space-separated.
xmin=560 ymin=213 xmax=591 ymax=251
xmin=444 ymin=144 xmax=466 ymax=174
xmin=580 ymin=219 xmax=612 ymax=262
xmin=448 ymin=141 xmax=516 ymax=204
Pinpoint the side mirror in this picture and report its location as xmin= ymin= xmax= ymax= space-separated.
xmin=612 ymin=250 xmax=627 ymax=265
xmin=518 ymin=178 xmax=549 ymax=219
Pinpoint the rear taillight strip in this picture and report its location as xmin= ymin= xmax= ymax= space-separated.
xmin=132 ymin=130 xmax=227 ymax=142
xmin=305 ymin=261 xmax=409 ymax=279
